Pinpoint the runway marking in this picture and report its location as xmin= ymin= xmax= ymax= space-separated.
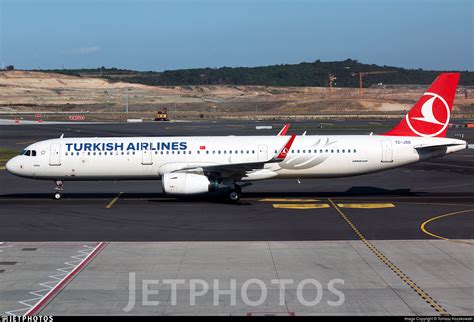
xmin=106 ymin=192 xmax=123 ymax=209
xmin=260 ymin=198 xmax=320 ymax=202
xmin=272 ymin=203 xmax=330 ymax=209
xmin=328 ymin=198 xmax=450 ymax=316
xmin=420 ymin=209 xmax=474 ymax=246
xmin=337 ymin=203 xmax=395 ymax=209
xmin=5 ymin=243 xmax=107 ymax=316
xmin=15 ymin=141 xmax=36 ymax=145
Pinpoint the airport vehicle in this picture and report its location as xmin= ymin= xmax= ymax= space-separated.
xmin=6 ymin=73 xmax=467 ymax=202
xmin=154 ymin=108 xmax=169 ymax=121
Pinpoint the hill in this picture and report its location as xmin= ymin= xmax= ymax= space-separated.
xmin=36 ymin=59 xmax=474 ymax=87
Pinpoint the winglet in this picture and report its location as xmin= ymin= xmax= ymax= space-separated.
xmin=277 ymin=123 xmax=290 ymax=136
xmin=274 ymin=134 xmax=296 ymax=161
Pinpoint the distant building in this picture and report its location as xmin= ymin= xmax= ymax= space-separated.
xmin=5 ymin=65 xmax=14 ymax=71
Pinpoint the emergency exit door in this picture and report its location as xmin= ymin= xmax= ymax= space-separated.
xmin=381 ymin=140 xmax=393 ymax=162
xmin=258 ymin=145 xmax=268 ymax=161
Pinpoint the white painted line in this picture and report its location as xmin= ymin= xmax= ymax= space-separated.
xmin=5 ymin=242 xmax=106 ymax=316
xmin=24 ymin=242 xmax=106 ymax=316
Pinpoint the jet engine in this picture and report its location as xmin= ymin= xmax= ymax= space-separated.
xmin=162 ymin=173 xmax=219 ymax=195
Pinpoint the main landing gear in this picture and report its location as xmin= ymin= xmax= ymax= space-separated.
xmin=53 ymin=180 xmax=64 ymax=200
xmin=227 ymin=185 xmax=241 ymax=203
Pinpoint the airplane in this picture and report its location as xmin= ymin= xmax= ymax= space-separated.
xmin=5 ymin=73 xmax=467 ymax=202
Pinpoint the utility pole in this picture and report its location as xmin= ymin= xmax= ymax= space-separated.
xmin=125 ymin=89 xmax=129 ymax=113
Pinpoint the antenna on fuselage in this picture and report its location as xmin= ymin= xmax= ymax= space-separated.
xmin=59 ymin=133 xmax=64 ymax=139
xmin=302 ymin=131 xmax=307 ymax=136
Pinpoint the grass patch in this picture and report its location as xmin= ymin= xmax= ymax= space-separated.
xmin=0 ymin=147 xmax=21 ymax=163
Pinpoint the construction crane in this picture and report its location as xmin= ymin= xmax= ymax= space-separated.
xmin=328 ymin=74 xmax=337 ymax=97
xmin=352 ymin=70 xmax=397 ymax=98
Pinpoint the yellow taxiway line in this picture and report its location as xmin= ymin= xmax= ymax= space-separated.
xmin=260 ymin=198 xmax=320 ymax=202
xmin=272 ymin=203 xmax=330 ymax=209
xmin=337 ymin=203 xmax=395 ymax=209
xmin=106 ymin=192 xmax=124 ymax=209
xmin=420 ymin=209 xmax=474 ymax=245
xmin=328 ymin=198 xmax=450 ymax=316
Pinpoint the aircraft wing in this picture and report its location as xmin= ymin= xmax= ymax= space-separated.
xmin=174 ymin=134 xmax=296 ymax=177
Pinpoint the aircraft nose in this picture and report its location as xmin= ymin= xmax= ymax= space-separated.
xmin=5 ymin=156 xmax=20 ymax=175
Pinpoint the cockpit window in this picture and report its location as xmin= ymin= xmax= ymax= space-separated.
xmin=21 ymin=149 xmax=36 ymax=156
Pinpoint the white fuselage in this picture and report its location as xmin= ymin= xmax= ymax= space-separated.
xmin=5 ymin=135 xmax=467 ymax=181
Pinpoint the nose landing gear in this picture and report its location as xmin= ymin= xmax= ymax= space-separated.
xmin=54 ymin=180 xmax=64 ymax=200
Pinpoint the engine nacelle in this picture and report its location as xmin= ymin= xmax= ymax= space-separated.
xmin=162 ymin=173 xmax=219 ymax=195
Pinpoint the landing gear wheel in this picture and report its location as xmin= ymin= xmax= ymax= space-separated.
xmin=53 ymin=180 xmax=64 ymax=200
xmin=228 ymin=190 xmax=241 ymax=203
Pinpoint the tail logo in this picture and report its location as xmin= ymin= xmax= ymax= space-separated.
xmin=406 ymin=92 xmax=450 ymax=137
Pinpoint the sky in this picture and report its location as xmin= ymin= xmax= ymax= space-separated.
xmin=0 ymin=0 xmax=472 ymax=71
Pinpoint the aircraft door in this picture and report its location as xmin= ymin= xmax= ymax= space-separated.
xmin=142 ymin=149 xmax=153 ymax=165
xmin=49 ymin=143 xmax=61 ymax=166
xmin=258 ymin=145 xmax=268 ymax=162
xmin=381 ymin=140 xmax=393 ymax=162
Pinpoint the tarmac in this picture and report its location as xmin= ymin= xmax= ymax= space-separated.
xmin=0 ymin=120 xmax=473 ymax=315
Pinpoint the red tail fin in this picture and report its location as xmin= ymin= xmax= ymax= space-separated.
xmin=384 ymin=73 xmax=460 ymax=138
